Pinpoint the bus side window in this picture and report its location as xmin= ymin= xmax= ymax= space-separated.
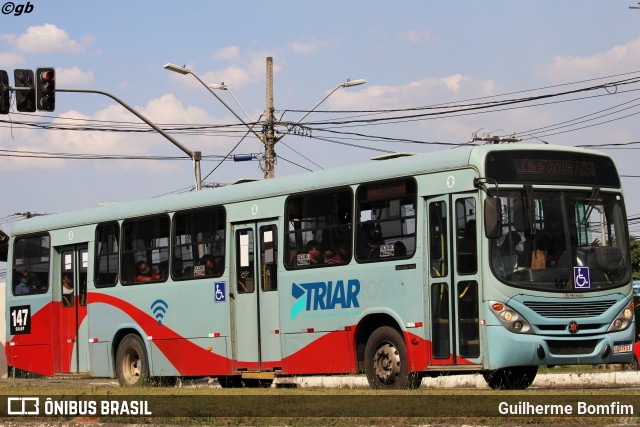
xmin=121 ymin=215 xmax=169 ymax=285
xmin=95 ymin=222 xmax=119 ymax=288
xmin=284 ymin=188 xmax=353 ymax=269
xmin=173 ymin=207 xmax=226 ymax=281
xmin=13 ymin=234 xmax=50 ymax=295
xmin=356 ymin=178 xmax=416 ymax=263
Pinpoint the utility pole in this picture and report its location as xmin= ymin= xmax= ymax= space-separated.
xmin=264 ymin=57 xmax=276 ymax=179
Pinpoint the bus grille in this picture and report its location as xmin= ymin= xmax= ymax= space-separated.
xmin=546 ymin=339 xmax=599 ymax=355
xmin=523 ymin=300 xmax=616 ymax=318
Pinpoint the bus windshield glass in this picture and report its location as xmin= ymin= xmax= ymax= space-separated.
xmin=490 ymin=189 xmax=630 ymax=292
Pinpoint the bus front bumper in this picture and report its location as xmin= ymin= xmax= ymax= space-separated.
xmin=485 ymin=325 xmax=635 ymax=370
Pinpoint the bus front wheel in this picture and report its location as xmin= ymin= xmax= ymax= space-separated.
xmin=482 ymin=366 xmax=538 ymax=390
xmin=364 ymin=326 xmax=420 ymax=389
xmin=116 ymin=334 xmax=149 ymax=386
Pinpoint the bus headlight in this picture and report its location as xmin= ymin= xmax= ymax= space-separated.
xmin=607 ymin=301 xmax=634 ymax=332
xmin=489 ymin=301 xmax=533 ymax=334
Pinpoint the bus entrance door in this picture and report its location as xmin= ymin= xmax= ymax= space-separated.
xmin=426 ymin=194 xmax=481 ymax=367
xmin=231 ymin=222 xmax=281 ymax=373
xmin=54 ymin=244 xmax=89 ymax=374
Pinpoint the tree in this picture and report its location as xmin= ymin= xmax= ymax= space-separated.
xmin=630 ymin=236 xmax=640 ymax=275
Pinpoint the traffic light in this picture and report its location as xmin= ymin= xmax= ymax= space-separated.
xmin=13 ymin=69 xmax=35 ymax=112
xmin=36 ymin=67 xmax=55 ymax=111
xmin=0 ymin=70 xmax=9 ymax=114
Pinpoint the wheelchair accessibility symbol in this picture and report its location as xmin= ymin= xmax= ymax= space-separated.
xmin=573 ymin=267 xmax=590 ymax=289
xmin=214 ymin=281 xmax=226 ymax=302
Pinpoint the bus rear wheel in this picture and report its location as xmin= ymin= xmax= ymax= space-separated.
xmin=482 ymin=366 xmax=538 ymax=390
xmin=116 ymin=334 xmax=149 ymax=386
xmin=364 ymin=326 xmax=420 ymax=389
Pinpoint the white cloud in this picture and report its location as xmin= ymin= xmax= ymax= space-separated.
xmin=213 ymin=46 xmax=240 ymax=61
xmin=0 ymin=52 xmax=25 ymax=68
xmin=403 ymin=30 xmax=435 ymax=44
xmin=538 ymin=38 xmax=640 ymax=81
xmin=201 ymin=66 xmax=252 ymax=90
xmin=14 ymin=24 xmax=93 ymax=53
xmin=328 ymin=74 xmax=492 ymax=110
xmin=292 ymin=40 xmax=320 ymax=55
xmin=170 ymin=49 xmax=281 ymax=91
xmin=0 ymin=94 xmax=233 ymax=173
xmin=56 ymin=67 xmax=94 ymax=87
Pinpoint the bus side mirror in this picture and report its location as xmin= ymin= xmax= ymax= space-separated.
xmin=484 ymin=197 xmax=502 ymax=239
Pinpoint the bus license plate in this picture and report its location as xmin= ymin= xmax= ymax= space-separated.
xmin=613 ymin=342 xmax=632 ymax=353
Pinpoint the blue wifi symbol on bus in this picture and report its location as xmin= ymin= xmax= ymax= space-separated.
xmin=151 ymin=299 xmax=169 ymax=326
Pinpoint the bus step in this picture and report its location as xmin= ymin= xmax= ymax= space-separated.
xmin=241 ymin=371 xmax=276 ymax=380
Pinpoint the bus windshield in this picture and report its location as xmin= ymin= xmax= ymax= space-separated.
xmin=490 ymin=188 xmax=630 ymax=292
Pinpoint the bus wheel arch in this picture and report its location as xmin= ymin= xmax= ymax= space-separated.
xmin=114 ymin=330 xmax=150 ymax=387
xmin=356 ymin=315 xmax=421 ymax=389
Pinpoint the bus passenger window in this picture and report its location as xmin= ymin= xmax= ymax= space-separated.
xmin=13 ymin=234 xmax=50 ymax=295
xmin=95 ymin=222 xmax=119 ymax=288
xmin=173 ymin=207 xmax=226 ymax=280
xmin=356 ymin=178 xmax=416 ymax=263
xmin=121 ymin=215 xmax=169 ymax=285
xmin=285 ymin=188 xmax=352 ymax=269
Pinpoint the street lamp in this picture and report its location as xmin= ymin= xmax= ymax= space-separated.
xmin=163 ymin=63 xmax=261 ymax=141
xmin=293 ymin=78 xmax=367 ymax=125
xmin=208 ymin=82 xmax=254 ymax=124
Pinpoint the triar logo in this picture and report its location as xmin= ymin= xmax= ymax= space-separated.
xmin=290 ymin=279 xmax=360 ymax=319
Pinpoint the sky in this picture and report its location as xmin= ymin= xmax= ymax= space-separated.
xmin=1 ymin=1 xmax=640 ymax=244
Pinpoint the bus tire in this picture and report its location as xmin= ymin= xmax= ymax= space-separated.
xmin=217 ymin=375 xmax=243 ymax=388
xmin=115 ymin=334 xmax=149 ymax=387
xmin=482 ymin=366 xmax=538 ymax=390
xmin=364 ymin=326 xmax=416 ymax=389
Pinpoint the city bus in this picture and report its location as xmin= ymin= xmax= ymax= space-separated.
xmin=4 ymin=143 xmax=635 ymax=389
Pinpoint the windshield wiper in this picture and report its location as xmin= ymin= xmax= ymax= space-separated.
xmin=580 ymin=186 xmax=601 ymax=226
xmin=523 ymin=184 xmax=536 ymax=236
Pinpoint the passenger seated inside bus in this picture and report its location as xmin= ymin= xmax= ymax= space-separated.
xmin=194 ymin=255 xmax=219 ymax=276
xmin=14 ymin=268 xmax=42 ymax=294
xmin=172 ymin=257 xmax=184 ymax=278
xmin=357 ymin=224 xmax=384 ymax=260
xmin=62 ymin=274 xmax=74 ymax=306
xmin=135 ymin=260 xmax=160 ymax=282
xmin=325 ymin=241 xmax=349 ymax=264
xmin=394 ymin=241 xmax=407 ymax=257
xmin=297 ymin=240 xmax=323 ymax=266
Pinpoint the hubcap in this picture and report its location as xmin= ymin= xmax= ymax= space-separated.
xmin=373 ymin=342 xmax=401 ymax=384
xmin=123 ymin=349 xmax=141 ymax=384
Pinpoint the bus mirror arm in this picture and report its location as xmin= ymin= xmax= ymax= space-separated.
xmin=474 ymin=177 xmax=502 ymax=239
xmin=473 ymin=177 xmax=499 ymax=197
xmin=484 ymin=197 xmax=503 ymax=239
